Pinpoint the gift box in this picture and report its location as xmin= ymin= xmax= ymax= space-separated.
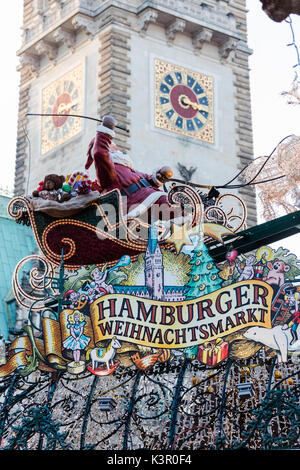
xmin=197 ymin=338 xmax=229 ymax=366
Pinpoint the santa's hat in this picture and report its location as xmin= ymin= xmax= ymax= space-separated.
xmin=64 ymin=289 xmax=76 ymax=299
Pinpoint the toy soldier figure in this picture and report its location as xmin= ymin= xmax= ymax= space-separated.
xmin=282 ymin=286 xmax=300 ymax=345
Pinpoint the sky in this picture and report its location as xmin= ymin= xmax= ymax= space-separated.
xmin=0 ymin=0 xmax=299 ymax=253
xmin=246 ymin=0 xmax=300 ymax=154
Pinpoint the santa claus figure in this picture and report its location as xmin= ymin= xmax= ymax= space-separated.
xmin=85 ymin=115 xmax=180 ymax=224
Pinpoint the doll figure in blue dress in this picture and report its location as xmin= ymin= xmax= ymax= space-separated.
xmin=63 ymin=310 xmax=91 ymax=364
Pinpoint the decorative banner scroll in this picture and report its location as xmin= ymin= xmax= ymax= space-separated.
xmin=0 ymin=330 xmax=60 ymax=377
xmin=0 ymin=311 xmax=95 ymax=378
xmin=90 ymin=280 xmax=273 ymax=349
xmin=0 ymin=280 xmax=273 ymax=377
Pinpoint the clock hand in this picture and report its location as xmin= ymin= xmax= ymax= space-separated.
xmin=57 ymin=103 xmax=69 ymax=114
xmin=57 ymin=102 xmax=78 ymax=114
xmin=179 ymin=94 xmax=208 ymax=112
xmin=182 ymin=96 xmax=199 ymax=110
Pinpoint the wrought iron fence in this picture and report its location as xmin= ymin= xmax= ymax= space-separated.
xmin=0 ymin=353 xmax=299 ymax=450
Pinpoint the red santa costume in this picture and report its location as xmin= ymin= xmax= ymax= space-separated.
xmin=85 ymin=124 xmax=171 ymax=220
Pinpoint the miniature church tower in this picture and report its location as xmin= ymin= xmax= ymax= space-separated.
xmin=145 ymin=224 xmax=164 ymax=300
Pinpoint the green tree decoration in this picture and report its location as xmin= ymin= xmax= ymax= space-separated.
xmin=185 ymin=232 xmax=222 ymax=300
xmin=2 ymin=406 xmax=70 ymax=450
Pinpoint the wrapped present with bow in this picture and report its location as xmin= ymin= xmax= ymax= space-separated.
xmin=197 ymin=338 xmax=229 ymax=366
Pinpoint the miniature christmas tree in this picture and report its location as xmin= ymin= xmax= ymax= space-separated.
xmin=185 ymin=230 xmax=222 ymax=299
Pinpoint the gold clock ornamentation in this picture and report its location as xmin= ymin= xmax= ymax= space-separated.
xmin=154 ymin=59 xmax=214 ymax=143
xmin=41 ymin=64 xmax=83 ymax=155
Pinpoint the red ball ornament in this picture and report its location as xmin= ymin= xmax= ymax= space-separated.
xmin=226 ymin=249 xmax=238 ymax=263
xmin=226 ymin=249 xmax=238 ymax=276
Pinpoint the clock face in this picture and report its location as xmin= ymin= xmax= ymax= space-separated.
xmin=154 ymin=59 xmax=214 ymax=143
xmin=41 ymin=64 xmax=83 ymax=155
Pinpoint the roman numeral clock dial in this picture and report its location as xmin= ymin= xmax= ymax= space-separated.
xmin=154 ymin=60 xmax=214 ymax=143
xmin=41 ymin=65 xmax=83 ymax=155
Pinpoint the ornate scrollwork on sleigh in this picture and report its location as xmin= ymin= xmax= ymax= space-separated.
xmin=12 ymin=254 xmax=55 ymax=311
xmin=8 ymin=184 xmax=246 ymax=270
xmin=167 ymin=184 xmax=247 ymax=235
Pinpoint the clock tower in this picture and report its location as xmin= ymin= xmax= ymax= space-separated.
xmin=15 ymin=0 xmax=256 ymax=225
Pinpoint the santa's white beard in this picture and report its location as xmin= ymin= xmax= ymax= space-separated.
xmin=110 ymin=149 xmax=134 ymax=169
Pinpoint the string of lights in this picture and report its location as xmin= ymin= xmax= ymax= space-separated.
xmin=285 ymin=16 xmax=300 ymax=80
xmin=281 ymin=15 xmax=300 ymax=105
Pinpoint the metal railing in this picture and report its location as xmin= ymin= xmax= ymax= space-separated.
xmin=0 ymin=355 xmax=299 ymax=450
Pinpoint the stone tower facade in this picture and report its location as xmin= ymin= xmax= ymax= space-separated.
xmin=15 ymin=0 xmax=256 ymax=225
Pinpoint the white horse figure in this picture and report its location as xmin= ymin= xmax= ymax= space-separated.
xmin=88 ymin=337 xmax=121 ymax=370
